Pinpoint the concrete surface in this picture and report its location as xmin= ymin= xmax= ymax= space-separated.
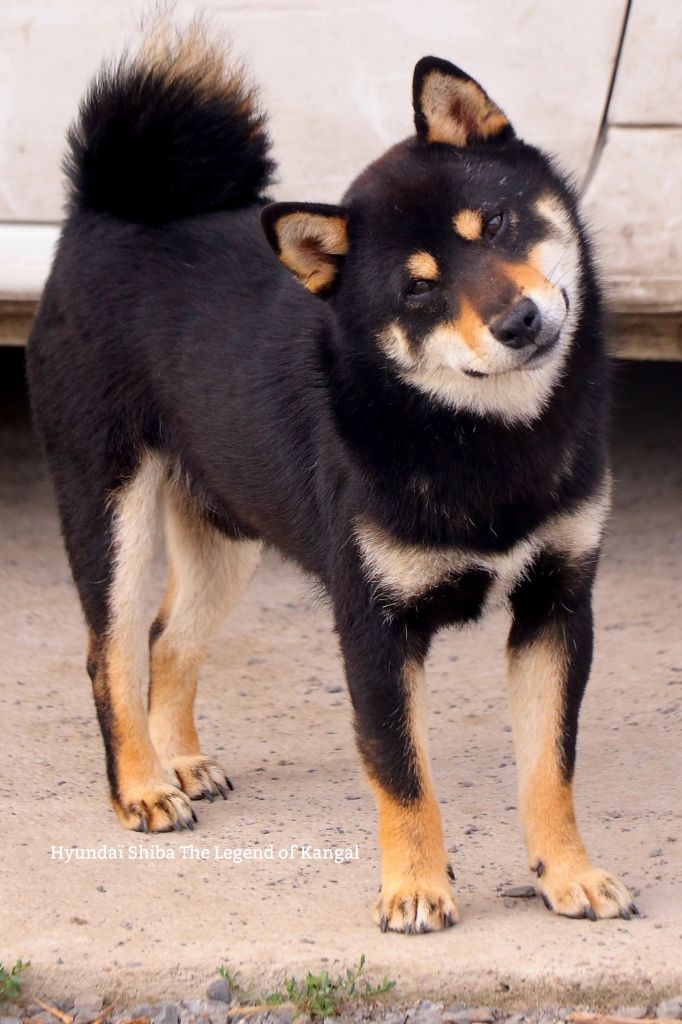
xmin=1 ymin=0 xmax=625 ymax=221
xmin=1 ymin=351 xmax=681 ymax=1007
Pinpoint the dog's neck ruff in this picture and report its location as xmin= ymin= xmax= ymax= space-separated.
xmin=395 ymin=346 xmax=570 ymax=426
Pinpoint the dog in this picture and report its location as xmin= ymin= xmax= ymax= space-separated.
xmin=27 ymin=23 xmax=637 ymax=932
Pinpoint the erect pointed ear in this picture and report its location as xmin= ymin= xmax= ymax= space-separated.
xmin=261 ymin=202 xmax=349 ymax=295
xmin=413 ymin=56 xmax=514 ymax=148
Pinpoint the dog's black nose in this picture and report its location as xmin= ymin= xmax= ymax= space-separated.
xmin=491 ymin=298 xmax=541 ymax=349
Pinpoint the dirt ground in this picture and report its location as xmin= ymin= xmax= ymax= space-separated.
xmin=1 ymin=351 xmax=680 ymax=1008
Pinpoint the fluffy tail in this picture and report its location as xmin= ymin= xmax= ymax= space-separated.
xmin=64 ymin=21 xmax=275 ymax=222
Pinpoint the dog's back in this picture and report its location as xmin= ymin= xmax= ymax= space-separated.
xmin=29 ymin=23 xmax=337 ymax=573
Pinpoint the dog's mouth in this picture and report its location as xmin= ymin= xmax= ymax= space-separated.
xmin=462 ymin=329 xmax=562 ymax=379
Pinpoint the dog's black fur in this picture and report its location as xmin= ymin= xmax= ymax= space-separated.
xmin=28 ymin=29 xmax=634 ymax=931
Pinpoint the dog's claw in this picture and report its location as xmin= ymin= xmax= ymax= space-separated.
xmin=584 ymin=905 xmax=597 ymax=921
xmin=535 ymin=860 xmax=545 ymax=878
xmin=446 ymin=862 xmax=455 ymax=881
xmin=226 ymin=776 xmax=234 ymax=791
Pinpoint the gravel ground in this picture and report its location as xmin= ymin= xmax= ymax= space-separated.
xmin=0 ymin=353 xmax=681 ymax=1007
xmin=3 ymin=985 xmax=682 ymax=1024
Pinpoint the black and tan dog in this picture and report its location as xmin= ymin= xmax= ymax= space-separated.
xmin=28 ymin=25 xmax=636 ymax=932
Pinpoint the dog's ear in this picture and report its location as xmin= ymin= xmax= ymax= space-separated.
xmin=413 ymin=56 xmax=514 ymax=147
xmin=261 ymin=203 xmax=349 ymax=295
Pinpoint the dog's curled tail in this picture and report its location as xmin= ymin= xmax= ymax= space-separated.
xmin=64 ymin=20 xmax=275 ymax=222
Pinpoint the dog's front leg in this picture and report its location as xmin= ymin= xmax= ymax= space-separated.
xmin=333 ymin=575 xmax=457 ymax=933
xmin=507 ymin=550 xmax=637 ymax=919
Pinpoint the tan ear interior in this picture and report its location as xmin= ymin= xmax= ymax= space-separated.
xmin=275 ymin=212 xmax=349 ymax=293
xmin=420 ymin=71 xmax=509 ymax=147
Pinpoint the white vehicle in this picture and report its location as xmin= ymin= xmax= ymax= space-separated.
xmin=0 ymin=0 xmax=680 ymax=357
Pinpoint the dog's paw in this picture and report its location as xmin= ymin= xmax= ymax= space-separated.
xmin=171 ymin=754 xmax=233 ymax=801
xmin=536 ymin=860 xmax=638 ymax=920
xmin=115 ymin=782 xmax=197 ymax=832
xmin=375 ymin=879 xmax=459 ymax=934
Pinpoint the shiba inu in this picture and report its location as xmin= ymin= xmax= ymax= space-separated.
xmin=28 ymin=24 xmax=636 ymax=932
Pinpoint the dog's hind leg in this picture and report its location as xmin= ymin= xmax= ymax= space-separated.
xmin=75 ymin=452 xmax=197 ymax=832
xmin=507 ymin=540 xmax=637 ymax=920
xmin=148 ymin=480 xmax=262 ymax=801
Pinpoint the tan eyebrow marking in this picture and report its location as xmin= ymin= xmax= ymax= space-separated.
xmin=407 ymin=250 xmax=439 ymax=280
xmin=453 ymin=209 xmax=483 ymax=241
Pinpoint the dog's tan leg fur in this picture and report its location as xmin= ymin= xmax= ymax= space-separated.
xmin=148 ymin=481 xmax=262 ymax=800
xmin=373 ymin=661 xmax=458 ymax=932
xmin=104 ymin=453 xmax=196 ymax=832
xmin=508 ymin=631 xmax=634 ymax=918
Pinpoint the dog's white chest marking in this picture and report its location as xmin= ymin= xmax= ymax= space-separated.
xmin=355 ymin=483 xmax=610 ymax=608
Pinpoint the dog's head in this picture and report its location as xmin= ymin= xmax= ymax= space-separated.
xmin=262 ymin=57 xmax=584 ymax=424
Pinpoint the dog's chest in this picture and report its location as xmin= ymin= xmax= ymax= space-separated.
xmin=355 ymin=484 xmax=610 ymax=614
xmin=357 ymin=526 xmax=537 ymax=612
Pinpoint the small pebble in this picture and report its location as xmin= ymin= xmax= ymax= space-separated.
xmin=206 ymin=979 xmax=232 ymax=1004
xmin=153 ymin=1004 xmax=181 ymax=1024
xmin=269 ymin=1009 xmax=295 ymax=1024
xmin=409 ymin=1003 xmax=443 ymax=1024
xmin=502 ymin=884 xmax=536 ymax=898
xmin=128 ymin=1004 xmax=156 ymax=1018
xmin=446 ymin=1009 xmax=494 ymax=1024
xmin=657 ymin=999 xmax=682 ymax=1020
xmin=73 ymin=994 xmax=104 ymax=1014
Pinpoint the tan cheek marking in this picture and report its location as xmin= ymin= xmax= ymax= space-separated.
xmin=453 ymin=209 xmax=483 ymax=240
xmin=535 ymin=193 xmax=572 ymax=237
xmin=502 ymin=259 xmax=554 ymax=296
xmin=376 ymin=322 xmax=416 ymax=370
xmin=407 ymin=251 xmax=439 ymax=280
xmin=454 ymin=297 xmax=485 ymax=352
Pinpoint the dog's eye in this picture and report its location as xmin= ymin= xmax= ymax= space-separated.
xmin=484 ymin=212 xmax=507 ymax=242
xmin=407 ymin=279 xmax=437 ymax=297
